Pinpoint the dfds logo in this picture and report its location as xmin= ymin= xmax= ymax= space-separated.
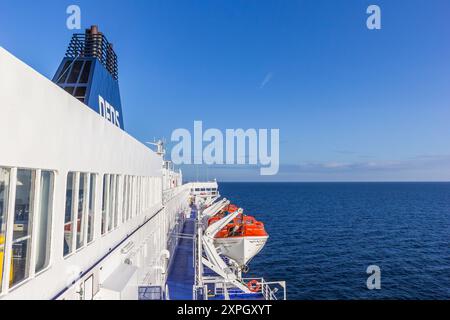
xmin=98 ymin=95 xmax=120 ymax=127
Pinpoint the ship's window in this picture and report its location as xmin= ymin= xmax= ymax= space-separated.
xmin=10 ymin=169 xmax=35 ymax=287
xmin=122 ymin=176 xmax=127 ymax=222
xmin=133 ymin=177 xmax=137 ymax=217
xmin=35 ymin=171 xmax=54 ymax=273
xmin=130 ymin=177 xmax=133 ymax=219
xmin=149 ymin=180 xmax=151 ymax=207
xmin=142 ymin=178 xmax=145 ymax=212
xmin=64 ymin=86 xmax=75 ymax=95
xmin=113 ymin=176 xmax=119 ymax=229
xmin=0 ymin=168 xmax=10 ymax=291
xmin=134 ymin=177 xmax=138 ymax=217
xmin=79 ymin=61 xmax=92 ymax=84
xmin=137 ymin=178 xmax=141 ymax=216
xmin=147 ymin=178 xmax=150 ymax=208
xmin=87 ymin=174 xmax=96 ymax=243
xmin=127 ymin=176 xmax=132 ymax=221
xmin=141 ymin=177 xmax=147 ymax=212
xmin=128 ymin=177 xmax=132 ymax=220
xmin=76 ymin=173 xmax=86 ymax=249
xmin=142 ymin=178 xmax=145 ymax=211
xmin=140 ymin=177 xmax=143 ymax=213
xmin=129 ymin=177 xmax=134 ymax=219
xmin=101 ymin=175 xmax=109 ymax=235
xmin=140 ymin=178 xmax=143 ymax=213
xmin=144 ymin=178 xmax=147 ymax=210
xmin=108 ymin=175 xmax=115 ymax=232
xmin=149 ymin=178 xmax=151 ymax=208
xmin=139 ymin=177 xmax=142 ymax=214
xmin=136 ymin=178 xmax=139 ymax=216
xmin=64 ymin=172 xmax=75 ymax=256
xmin=68 ymin=61 xmax=83 ymax=83
xmin=58 ymin=61 xmax=72 ymax=84
xmin=122 ymin=176 xmax=128 ymax=223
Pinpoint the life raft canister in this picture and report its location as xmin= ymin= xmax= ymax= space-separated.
xmin=247 ymin=279 xmax=261 ymax=293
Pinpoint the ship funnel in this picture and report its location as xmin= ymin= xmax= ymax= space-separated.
xmin=52 ymin=25 xmax=124 ymax=129
xmin=78 ymin=25 xmax=118 ymax=80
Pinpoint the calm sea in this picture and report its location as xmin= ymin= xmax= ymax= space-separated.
xmin=219 ymin=182 xmax=450 ymax=299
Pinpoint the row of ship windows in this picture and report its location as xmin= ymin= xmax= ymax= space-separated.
xmin=63 ymin=173 xmax=161 ymax=257
xmin=0 ymin=167 xmax=161 ymax=293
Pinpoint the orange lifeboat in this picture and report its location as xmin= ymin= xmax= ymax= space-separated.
xmin=208 ymin=204 xmax=240 ymax=226
xmin=212 ymin=213 xmax=268 ymax=267
xmin=226 ymin=204 xmax=239 ymax=213
xmin=215 ymin=216 xmax=268 ymax=238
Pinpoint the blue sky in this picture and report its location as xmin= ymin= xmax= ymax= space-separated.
xmin=1 ymin=0 xmax=450 ymax=181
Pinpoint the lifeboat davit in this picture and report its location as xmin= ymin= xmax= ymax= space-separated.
xmin=210 ymin=211 xmax=269 ymax=267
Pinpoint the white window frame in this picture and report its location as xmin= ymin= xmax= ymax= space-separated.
xmin=1 ymin=167 xmax=56 ymax=293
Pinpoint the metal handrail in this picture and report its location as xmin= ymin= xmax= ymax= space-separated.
xmin=210 ymin=278 xmax=286 ymax=300
xmin=242 ymin=278 xmax=287 ymax=300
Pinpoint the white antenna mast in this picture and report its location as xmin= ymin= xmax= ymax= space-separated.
xmin=146 ymin=139 xmax=166 ymax=158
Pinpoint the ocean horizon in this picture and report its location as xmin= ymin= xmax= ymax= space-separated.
xmin=219 ymin=182 xmax=450 ymax=299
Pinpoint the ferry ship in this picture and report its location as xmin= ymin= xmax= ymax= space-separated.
xmin=0 ymin=26 xmax=285 ymax=300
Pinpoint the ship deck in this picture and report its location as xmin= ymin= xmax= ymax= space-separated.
xmin=166 ymin=208 xmax=264 ymax=300
xmin=166 ymin=209 xmax=197 ymax=300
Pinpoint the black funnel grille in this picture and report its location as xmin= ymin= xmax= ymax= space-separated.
xmin=65 ymin=26 xmax=118 ymax=80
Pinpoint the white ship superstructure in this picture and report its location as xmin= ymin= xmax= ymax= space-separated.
xmin=0 ymin=26 xmax=285 ymax=300
xmin=0 ymin=43 xmax=192 ymax=299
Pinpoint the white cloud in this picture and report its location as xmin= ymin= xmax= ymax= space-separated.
xmin=260 ymin=72 xmax=273 ymax=89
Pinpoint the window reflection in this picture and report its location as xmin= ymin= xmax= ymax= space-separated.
xmin=122 ymin=176 xmax=128 ymax=223
xmin=64 ymin=173 xmax=74 ymax=256
xmin=108 ymin=175 xmax=114 ymax=232
xmin=35 ymin=171 xmax=53 ymax=272
xmin=87 ymin=174 xmax=95 ymax=243
xmin=11 ymin=169 xmax=35 ymax=287
xmin=113 ymin=176 xmax=119 ymax=229
xmin=0 ymin=168 xmax=10 ymax=290
xmin=127 ymin=177 xmax=132 ymax=221
xmin=102 ymin=175 xmax=108 ymax=235
xmin=76 ymin=173 xmax=86 ymax=249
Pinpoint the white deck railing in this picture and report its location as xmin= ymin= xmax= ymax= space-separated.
xmin=209 ymin=278 xmax=287 ymax=300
